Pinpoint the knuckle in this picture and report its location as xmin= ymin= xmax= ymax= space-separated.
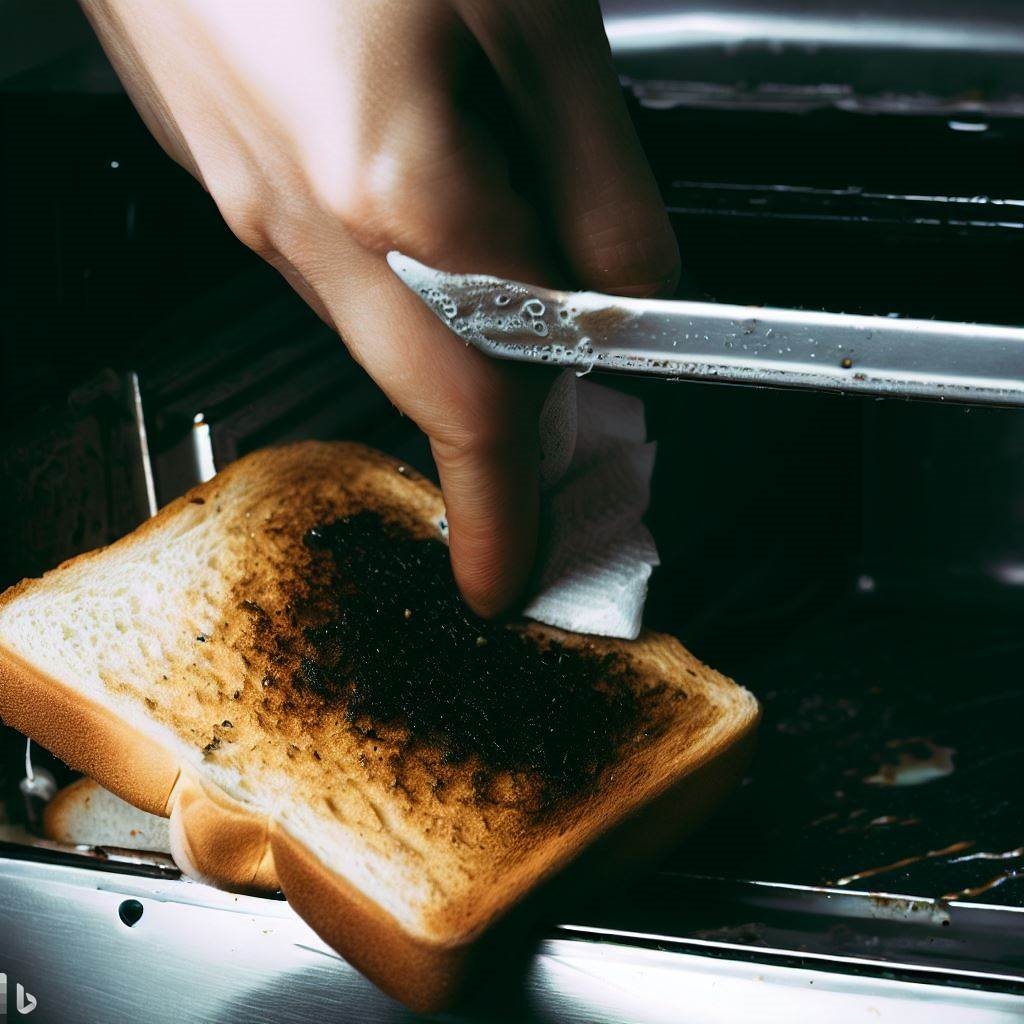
xmin=432 ymin=425 xmax=510 ymax=465
xmin=208 ymin=175 xmax=274 ymax=256
xmin=431 ymin=406 xmax=537 ymax=465
xmin=579 ymin=233 xmax=680 ymax=297
xmin=316 ymin=174 xmax=394 ymax=253
xmin=573 ymin=191 xmax=681 ymax=297
xmin=312 ymin=159 xmax=455 ymax=262
xmin=314 ymin=166 xmax=406 ymax=254
xmin=431 ymin=427 xmax=498 ymax=465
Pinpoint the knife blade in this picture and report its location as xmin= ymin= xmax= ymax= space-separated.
xmin=387 ymin=251 xmax=1024 ymax=408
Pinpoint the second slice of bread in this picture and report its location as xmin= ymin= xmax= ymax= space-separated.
xmin=44 ymin=776 xmax=172 ymax=853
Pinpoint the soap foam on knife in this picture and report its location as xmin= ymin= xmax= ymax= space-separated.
xmin=386 ymin=251 xmax=617 ymax=371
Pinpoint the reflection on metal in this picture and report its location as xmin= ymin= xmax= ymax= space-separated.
xmin=628 ymin=79 xmax=1024 ymax=116
xmin=604 ymin=10 xmax=1024 ymax=56
xmin=600 ymin=1 xmax=1024 ymax=113
xmin=946 ymin=873 xmax=1024 ymax=904
xmin=389 ymin=254 xmax=1024 ymax=409
xmin=190 ymin=413 xmax=217 ymax=483
xmin=2 ymin=855 xmax=1023 ymax=1023
xmin=0 ymin=837 xmax=180 ymax=878
xmin=129 ymin=371 xmax=159 ymax=518
xmin=863 ymin=738 xmax=958 ymax=788
xmin=664 ymin=179 xmax=1024 ymax=226
xmin=833 ymin=842 xmax=974 ymax=888
xmin=533 ymin=940 xmax=1022 ymax=1024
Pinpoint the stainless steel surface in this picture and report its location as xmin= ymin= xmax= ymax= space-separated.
xmin=603 ymin=0 xmax=1024 ymax=57
xmin=602 ymin=0 xmax=1024 ymax=110
xmin=3 ymin=855 xmax=1024 ymax=1024
xmin=389 ymin=254 xmax=1024 ymax=408
xmin=129 ymin=370 xmax=159 ymax=518
xmin=0 ymin=839 xmax=180 ymax=879
xmin=190 ymin=413 xmax=217 ymax=484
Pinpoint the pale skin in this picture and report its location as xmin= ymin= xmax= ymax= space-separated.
xmin=80 ymin=0 xmax=679 ymax=616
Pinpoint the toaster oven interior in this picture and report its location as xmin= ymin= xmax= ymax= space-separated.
xmin=2 ymin=4 xmax=1024 ymax=1018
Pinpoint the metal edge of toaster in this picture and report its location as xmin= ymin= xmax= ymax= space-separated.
xmin=2 ymin=851 xmax=1022 ymax=984
xmin=2 ymin=853 xmax=1024 ymax=1022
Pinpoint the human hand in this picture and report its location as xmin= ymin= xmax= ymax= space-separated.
xmin=80 ymin=0 xmax=679 ymax=615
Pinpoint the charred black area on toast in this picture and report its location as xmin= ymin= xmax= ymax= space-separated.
xmin=288 ymin=512 xmax=653 ymax=805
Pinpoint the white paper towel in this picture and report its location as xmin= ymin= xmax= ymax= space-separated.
xmin=523 ymin=371 xmax=659 ymax=640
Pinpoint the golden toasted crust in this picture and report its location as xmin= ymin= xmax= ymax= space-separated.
xmin=168 ymin=774 xmax=278 ymax=892
xmin=0 ymin=643 xmax=181 ymax=818
xmin=270 ymin=825 xmax=469 ymax=1012
xmin=0 ymin=440 xmax=759 ymax=1011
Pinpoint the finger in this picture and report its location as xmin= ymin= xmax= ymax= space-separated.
xmin=430 ymin=382 xmax=542 ymax=619
xmin=281 ymin=101 xmax=555 ymax=616
xmin=457 ymin=0 xmax=680 ymax=297
xmin=307 ymin=249 xmax=546 ymax=618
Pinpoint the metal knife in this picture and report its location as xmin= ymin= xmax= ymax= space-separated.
xmin=388 ymin=251 xmax=1024 ymax=408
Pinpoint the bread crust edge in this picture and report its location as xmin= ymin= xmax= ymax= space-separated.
xmin=0 ymin=635 xmax=759 ymax=1011
xmin=0 ymin=641 xmax=496 ymax=1009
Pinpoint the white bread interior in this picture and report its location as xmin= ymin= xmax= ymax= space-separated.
xmin=44 ymin=775 xmax=172 ymax=853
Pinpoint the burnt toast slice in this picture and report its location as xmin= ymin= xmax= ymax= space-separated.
xmin=0 ymin=441 xmax=758 ymax=1010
